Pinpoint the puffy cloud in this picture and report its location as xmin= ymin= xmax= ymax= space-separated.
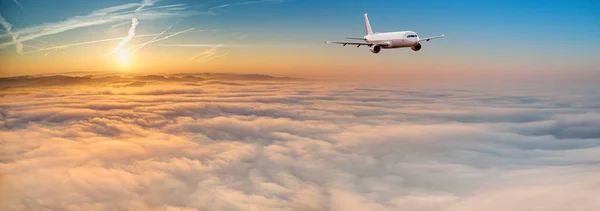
xmin=1 ymin=74 xmax=599 ymax=210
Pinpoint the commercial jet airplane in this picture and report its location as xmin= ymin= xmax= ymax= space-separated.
xmin=327 ymin=13 xmax=444 ymax=54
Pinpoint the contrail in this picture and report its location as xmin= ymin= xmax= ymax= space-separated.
xmin=44 ymin=49 xmax=60 ymax=56
xmin=193 ymin=51 xmax=228 ymax=62
xmin=210 ymin=0 xmax=284 ymax=10
xmin=208 ymin=52 xmax=228 ymax=61
xmin=152 ymin=3 xmax=186 ymax=9
xmin=115 ymin=3 xmax=187 ymax=14
xmin=106 ymin=17 xmax=139 ymax=55
xmin=189 ymin=45 xmax=220 ymax=61
xmin=167 ymin=7 xmax=187 ymax=11
xmin=32 ymin=39 xmax=57 ymax=47
xmin=156 ymin=44 xmax=250 ymax=48
xmin=128 ymin=22 xmax=179 ymax=53
xmin=0 ymin=12 xmax=23 ymax=54
xmin=21 ymin=33 xmax=181 ymax=55
xmin=0 ymin=2 xmax=195 ymax=49
xmin=128 ymin=27 xmax=197 ymax=53
xmin=136 ymin=0 xmax=157 ymax=12
xmin=91 ymin=3 xmax=141 ymax=16
xmin=12 ymin=0 xmax=24 ymax=11
xmin=106 ymin=0 xmax=159 ymax=55
xmin=32 ymin=39 xmax=59 ymax=55
xmin=111 ymin=21 xmax=131 ymax=28
xmin=23 ymin=44 xmax=41 ymax=50
xmin=22 ymin=39 xmax=56 ymax=52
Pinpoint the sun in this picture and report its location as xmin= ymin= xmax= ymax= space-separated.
xmin=117 ymin=51 xmax=130 ymax=64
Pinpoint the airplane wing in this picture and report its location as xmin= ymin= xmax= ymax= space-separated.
xmin=345 ymin=37 xmax=365 ymax=40
xmin=419 ymin=34 xmax=445 ymax=42
xmin=326 ymin=41 xmax=389 ymax=47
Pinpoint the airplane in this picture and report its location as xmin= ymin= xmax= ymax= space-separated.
xmin=326 ymin=13 xmax=444 ymax=54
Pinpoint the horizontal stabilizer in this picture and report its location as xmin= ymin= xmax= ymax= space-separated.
xmin=419 ymin=34 xmax=445 ymax=42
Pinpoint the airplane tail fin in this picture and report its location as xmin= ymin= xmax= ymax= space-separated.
xmin=364 ymin=13 xmax=373 ymax=35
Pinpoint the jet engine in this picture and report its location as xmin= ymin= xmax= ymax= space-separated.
xmin=411 ymin=43 xmax=422 ymax=51
xmin=370 ymin=45 xmax=381 ymax=54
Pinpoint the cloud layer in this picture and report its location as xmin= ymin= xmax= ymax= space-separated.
xmin=1 ymin=75 xmax=599 ymax=211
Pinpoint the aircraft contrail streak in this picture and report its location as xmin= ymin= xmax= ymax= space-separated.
xmin=156 ymin=44 xmax=250 ymax=47
xmin=0 ymin=12 xmax=23 ymax=54
xmin=106 ymin=0 xmax=158 ymax=55
xmin=32 ymin=39 xmax=57 ymax=47
xmin=22 ymin=33 xmax=179 ymax=55
xmin=210 ymin=0 xmax=284 ymax=9
xmin=23 ymin=44 xmax=41 ymax=50
xmin=12 ymin=0 xmax=24 ymax=11
xmin=111 ymin=22 xmax=131 ymax=28
xmin=0 ymin=4 xmax=194 ymax=49
xmin=127 ymin=27 xmax=197 ymax=53
xmin=189 ymin=45 xmax=220 ymax=61
xmin=152 ymin=4 xmax=186 ymax=9
xmin=129 ymin=22 xmax=179 ymax=53
xmin=106 ymin=17 xmax=139 ymax=55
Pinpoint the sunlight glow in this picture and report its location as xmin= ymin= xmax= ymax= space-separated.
xmin=118 ymin=51 xmax=130 ymax=64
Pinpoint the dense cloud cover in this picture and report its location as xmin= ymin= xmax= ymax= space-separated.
xmin=1 ymin=74 xmax=599 ymax=211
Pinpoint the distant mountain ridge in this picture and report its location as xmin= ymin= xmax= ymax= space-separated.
xmin=0 ymin=73 xmax=300 ymax=89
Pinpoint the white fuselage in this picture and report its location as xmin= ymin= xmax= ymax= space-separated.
xmin=364 ymin=31 xmax=419 ymax=48
xmin=327 ymin=13 xmax=443 ymax=53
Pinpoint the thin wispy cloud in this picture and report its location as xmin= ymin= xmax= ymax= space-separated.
xmin=22 ymin=33 xmax=186 ymax=55
xmin=0 ymin=2 xmax=197 ymax=52
xmin=153 ymin=3 xmax=187 ymax=9
xmin=235 ymin=34 xmax=248 ymax=40
xmin=128 ymin=27 xmax=197 ymax=53
xmin=136 ymin=0 xmax=157 ymax=12
xmin=91 ymin=3 xmax=141 ymax=16
xmin=31 ymin=39 xmax=56 ymax=47
xmin=0 ymin=13 xmax=23 ymax=54
xmin=22 ymin=44 xmax=40 ymax=50
xmin=106 ymin=17 xmax=139 ymax=55
xmin=107 ymin=0 xmax=158 ymax=55
xmin=167 ymin=7 xmax=187 ymax=11
xmin=129 ymin=22 xmax=178 ymax=52
xmin=210 ymin=0 xmax=285 ymax=10
xmin=12 ymin=0 xmax=24 ymax=11
xmin=110 ymin=21 xmax=131 ymax=28
xmin=157 ymin=44 xmax=250 ymax=47
xmin=0 ymin=0 xmax=285 ymax=59
xmin=189 ymin=45 xmax=221 ymax=61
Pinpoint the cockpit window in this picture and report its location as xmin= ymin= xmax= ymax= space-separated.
xmin=407 ymin=35 xmax=417 ymax=38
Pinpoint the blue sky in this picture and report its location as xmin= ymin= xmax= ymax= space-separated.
xmin=2 ymin=0 xmax=598 ymax=47
xmin=0 ymin=0 xmax=599 ymax=79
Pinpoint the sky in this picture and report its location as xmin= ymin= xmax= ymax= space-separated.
xmin=2 ymin=1 xmax=600 ymax=210
xmin=0 ymin=0 xmax=598 ymax=81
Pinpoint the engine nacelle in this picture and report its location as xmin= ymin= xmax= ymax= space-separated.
xmin=411 ymin=43 xmax=422 ymax=51
xmin=370 ymin=45 xmax=381 ymax=54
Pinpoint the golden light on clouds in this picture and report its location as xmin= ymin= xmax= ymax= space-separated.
xmin=1 ymin=74 xmax=600 ymax=210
